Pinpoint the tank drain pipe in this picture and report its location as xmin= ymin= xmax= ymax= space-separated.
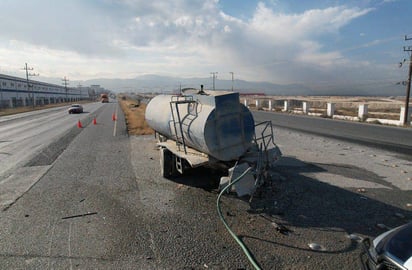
xmin=216 ymin=166 xmax=262 ymax=270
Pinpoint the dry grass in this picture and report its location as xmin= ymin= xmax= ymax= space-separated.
xmin=118 ymin=96 xmax=154 ymax=136
xmin=368 ymin=112 xmax=400 ymax=120
xmin=335 ymin=108 xmax=358 ymax=117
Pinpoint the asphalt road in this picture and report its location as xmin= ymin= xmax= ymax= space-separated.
xmin=0 ymin=102 xmax=147 ymax=268
xmin=0 ymin=104 xmax=410 ymax=269
xmin=0 ymin=103 xmax=105 ymax=177
xmin=0 ymin=103 xmax=106 ymax=210
xmin=253 ymin=110 xmax=412 ymax=155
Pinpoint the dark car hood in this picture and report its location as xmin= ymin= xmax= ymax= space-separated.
xmin=376 ymin=222 xmax=412 ymax=264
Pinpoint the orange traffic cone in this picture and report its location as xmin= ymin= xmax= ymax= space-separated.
xmin=112 ymin=113 xmax=116 ymax=121
xmin=93 ymin=118 xmax=97 ymax=125
xmin=77 ymin=120 xmax=83 ymax=128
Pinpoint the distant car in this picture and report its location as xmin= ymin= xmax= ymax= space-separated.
xmin=361 ymin=222 xmax=412 ymax=270
xmin=68 ymin=104 xmax=83 ymax=114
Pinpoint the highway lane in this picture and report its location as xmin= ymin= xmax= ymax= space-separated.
xmin=0 ymin=102 xmax=146 ymax=269
xmin=0 ymin=103 xmax=105 ymax=177
xmin=253 ymin=110 xmax=412 ymax=155
xmin=0 ymin=102 xmax=109 ymax=210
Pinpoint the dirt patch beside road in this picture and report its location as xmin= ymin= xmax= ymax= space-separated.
xmin=118 ymin=96 xmax=154 ymax=136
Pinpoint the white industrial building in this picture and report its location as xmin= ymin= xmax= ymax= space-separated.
xmin=0 ymin=74 xmax=90 ymax=108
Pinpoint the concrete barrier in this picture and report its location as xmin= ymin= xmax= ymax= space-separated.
xmin=303 ymin=102 xmax=310 ymax=114
xmin=358 ymin=104 xmax=368 ymax=121
xmin=283 ymin=101 xmax=289 ymax=112
xmin=241 ymin=98 xmax=409 ymax=127
xmin=327 ymin=103 xmax=335 ymax=117
xmin=400 ymin=106 xmax=411 ymax=124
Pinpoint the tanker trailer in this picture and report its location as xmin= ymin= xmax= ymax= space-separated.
xmin=145 ymin=87 xmax=281 ymax=196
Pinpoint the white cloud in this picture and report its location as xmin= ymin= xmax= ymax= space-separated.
xmin=0 ymin=0 xmax=394 ymax=90
xmin=248 ymin=4 xmax=373 ymax=41
xmin=208 ymin=3 xmax=376 ymax=83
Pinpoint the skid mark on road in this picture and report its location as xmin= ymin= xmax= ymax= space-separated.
xmin=148 ymin=232 xmax=161 ymax=264
xmin=68 ymin=222 xmax=73 ymax=270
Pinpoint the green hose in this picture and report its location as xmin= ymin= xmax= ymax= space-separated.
xmin=217 ymin=166 xmax=262 ymax=270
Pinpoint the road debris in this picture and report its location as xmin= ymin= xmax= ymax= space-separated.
xmin=271 ymin=222 xmax=291 ymax=235
xmin=308 ymin=243 xmax=326 ymax=251
xmin=226 ymin=211 xmax=235 ymax=217
xmin=346 ymin=234 xmax=363 ymax=242
xmin=62 ymin=212 xmax=97 ymax=220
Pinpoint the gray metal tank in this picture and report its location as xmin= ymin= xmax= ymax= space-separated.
xmin=145 ymin=90 xmax=255 ymax=161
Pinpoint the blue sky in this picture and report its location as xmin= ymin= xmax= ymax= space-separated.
xmin=0 ymin=0 xmax=410 ymax=93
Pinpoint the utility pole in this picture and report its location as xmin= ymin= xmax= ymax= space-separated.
xmin=229 ymin=72 xmax=234 ymax=91
xmin=0 ymin=76 xmax=2 ymax=111
xmin=62 ymin=76 xmax=69 ymax=102
xmin=77 ymin=83 xmax=82 ymax=101
xmin=210 ymin=72 xmax=218 ymax=90
xmin=403 ymin=35 xmax=412 ymax=125
xmin=22 ymin=63 xmax=38 ymax=108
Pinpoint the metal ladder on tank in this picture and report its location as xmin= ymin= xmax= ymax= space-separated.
xmin=169 ymin=95 xmax=196 ymax=155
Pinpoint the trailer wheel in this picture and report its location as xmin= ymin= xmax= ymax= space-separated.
xmin=160 ymin=148 xmax=176 ymax=178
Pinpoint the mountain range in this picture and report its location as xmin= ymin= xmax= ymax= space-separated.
xmin=46 ymin=74 xmax=405 ymax=96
